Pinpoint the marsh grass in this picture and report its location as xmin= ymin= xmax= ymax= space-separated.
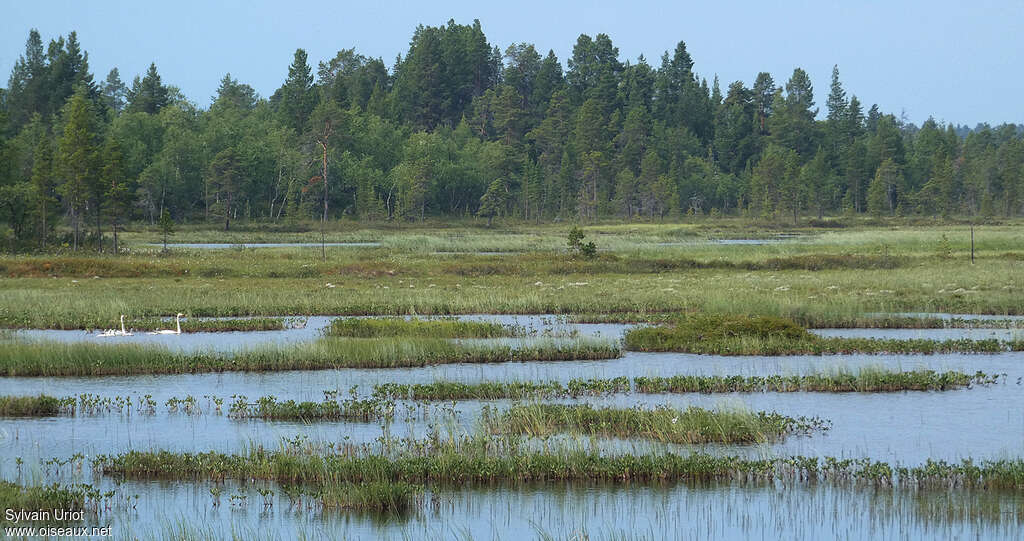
xmin=229 ymin=394 xmax=395 ymax=422
xmin=0 ymin=394 xmax=61 ymax=416
xmin=5 ymin=224 xmax=1024 ymax=332
xmin=625 ymin=314 xmax=1023 ymax=355
xmin=373 ymin=378 xmax=629 ymax=400
xmin=490 ymin=404 xmax=828 ymax=444
xmin=0 ymin=337 xmax=621 ymax=376
xmin=371 ymin=369 xmax=995 ymax=400
xmin=633 ymin=369 xmax=999 ymax=393
xmin=94 ymin=447 xmax=1024 ymax=491
xmin=0 ymin=481 xmax=85 ymax=524
xmin=326 ymin=317 xmax=515 ymax=338
xmin=315 ymin=482 xmax=420 ymax=513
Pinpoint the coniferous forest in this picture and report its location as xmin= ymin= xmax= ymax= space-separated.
xmin=1 ymin=20 xmax=1023 ymax=250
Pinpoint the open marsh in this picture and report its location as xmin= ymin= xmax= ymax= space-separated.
xmin=3 ymin=224 xmax=1024 ymax=539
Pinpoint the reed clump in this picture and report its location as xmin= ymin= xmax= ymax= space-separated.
xmin=315 ymin=482 xmax=420 ymax=513
xmin=327 ymin=317 xmax=516 ymax=338
xmin=625 ymin=314 xmax=1023 ymax=355
xmin=490 ymin=404 xmax=828 ymax=444
xmin=0 ymin=394 xmax=62 ymax=416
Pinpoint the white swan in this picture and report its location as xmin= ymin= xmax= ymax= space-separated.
xmin=117 ymin=314 xmax=133 ymax=336
xmin=148 ymin=313 xmax=184 ymax=335
xmin=98 ymin=315 xmax=133 ymax=337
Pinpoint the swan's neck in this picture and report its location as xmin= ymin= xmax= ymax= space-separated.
xmin=175 ymin=315 xmax=181 ymax=334
xmin=120 ymin=316 xmax=126 ymax=334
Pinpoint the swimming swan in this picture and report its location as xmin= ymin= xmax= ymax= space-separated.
xmin=98 ymin=315 xmax=133 ymax=337
xmin=148 ymin=313 xmax=184 ymax=335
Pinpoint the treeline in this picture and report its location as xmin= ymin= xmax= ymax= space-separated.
xmin=1 ymin=20 xmax=1023 ymax=250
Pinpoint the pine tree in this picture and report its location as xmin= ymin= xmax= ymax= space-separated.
xmin=57 ymin=90 xmax=99 ymax=250
xmin=127 ymin=63 xmax=169 ymax=114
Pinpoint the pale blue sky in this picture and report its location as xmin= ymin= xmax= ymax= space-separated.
xmin=2 ymin=0 xmax=1021 ymax=126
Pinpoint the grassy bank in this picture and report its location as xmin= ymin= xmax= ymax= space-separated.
xmin=0 ymin=337 xmax=621 ymax=377
xmin=624 ymin=314 xmax=1023 ymax=355
xmin=490 ymin=404 xmax=828 ymax=444
xmin=326 ymin=317 xmax=516 ymax=338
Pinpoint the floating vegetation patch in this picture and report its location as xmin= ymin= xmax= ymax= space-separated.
xmin=227 ymin=392 xmax=395 ymax=422
xmin=94 ymin=448 xmax=1024 ymax=492
xmin=633 ymin=370 xmax=1000 ymax=394
xmin=313 ymin=482 xmax=421 ymax=514
xmin=373 ymin=377 xmax=629 ymax=400
xmin=624 ymin=314 xmax=1023 ymax=355
xmin=488 ymin=404 xmax=829 ymax=444
xmin=0 ymin=394 xmax=62 ymax=417
xmin=326 ymin=317 xmax=517 ymax=338
xmin=0 ymin=337 xmax=621 ymax=376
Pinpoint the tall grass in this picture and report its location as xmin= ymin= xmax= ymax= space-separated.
xmin=490 ymin=404 xmax=828 ymax=444
xmin=0 ymin=337 xmax=621 ymax=376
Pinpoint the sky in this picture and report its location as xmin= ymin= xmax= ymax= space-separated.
xmin=2 ymin=0 xmax=1022 ymax=127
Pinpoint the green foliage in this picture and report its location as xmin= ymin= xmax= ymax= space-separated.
xmin=566 ymin=226 xmax=597 ymax=258
xmin=3 ymin=26 xmax=1024 ymax=248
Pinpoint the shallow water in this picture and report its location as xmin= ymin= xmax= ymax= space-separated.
xmin=55 ymin=479 xmax=1021 ymax=540
xmin=3 ymin=314 xmax=1023 ymax=539
xmin=10 ymin=315 xmax=631 ymax=354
